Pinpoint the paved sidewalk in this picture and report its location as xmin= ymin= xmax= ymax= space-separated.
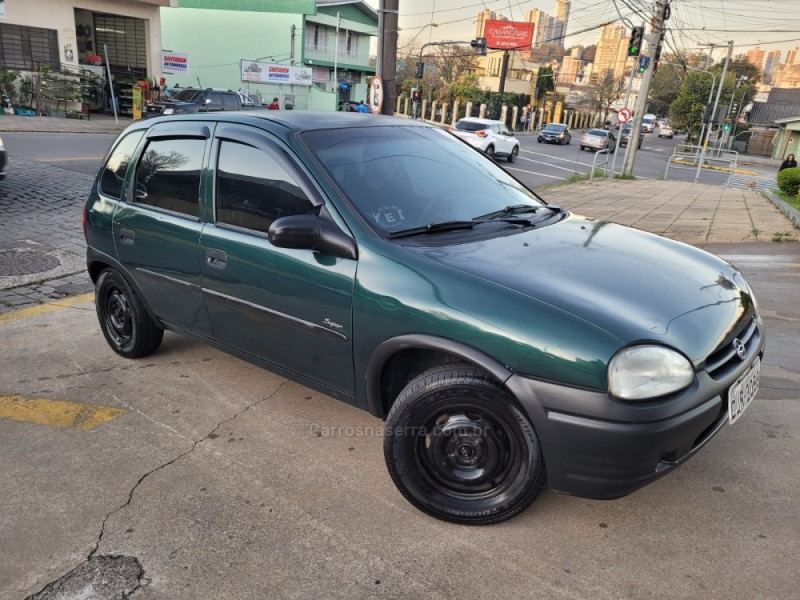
xmin=0 ymin=113 xmax=133 ymax=134
xmin=540 ymin=178 xmax=798 ymax=243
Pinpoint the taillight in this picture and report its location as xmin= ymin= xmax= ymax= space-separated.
xmin=476 ymin=130 xmax=489 ymax=137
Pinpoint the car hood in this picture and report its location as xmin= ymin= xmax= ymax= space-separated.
xmin=409 ymin=214 xmax=755 ymax=365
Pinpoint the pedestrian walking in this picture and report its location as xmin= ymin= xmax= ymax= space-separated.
xmin=779 ymin=154 xmax=797 ymax=171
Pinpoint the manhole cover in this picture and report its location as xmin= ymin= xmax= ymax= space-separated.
xmin=0 ymin=249 xmax=60 ymax=276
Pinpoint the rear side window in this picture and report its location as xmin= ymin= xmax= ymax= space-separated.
xmin=207 ymin=92 xmax=222 ymax=107
xmin=99 ymin=131 xmax=145 ymax=199
xmin=455 ymin=121 xmax=489 ymax=132
xmin=134 ymin=138 xmax=205 ymax=218
xmin=215 ymin=141 xmax=316 ymax=234
xmin=222 ymin=94 xmax=238 ymax=109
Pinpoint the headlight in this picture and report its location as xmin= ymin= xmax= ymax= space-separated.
xmin=608 ymin=345 xmax=694 ymax=400
xmin=162 ymin=108 xmax=175 ymax=115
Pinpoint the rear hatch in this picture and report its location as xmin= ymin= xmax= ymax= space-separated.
xmin=450 ymin=121 xmax=489 ymax=143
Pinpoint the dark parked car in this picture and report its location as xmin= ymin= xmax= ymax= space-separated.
xmin=537 ymin=123 xmax=571 ymax=145
xmin=619 ymin=125 xmax=643 ymax=149
xmin=0 ymin=135 xmax=6 ymax=180
xmin=144 ymin=88 xmax=254 ymax=118
xmin=85 ymin=112 xmax=764 ymax=525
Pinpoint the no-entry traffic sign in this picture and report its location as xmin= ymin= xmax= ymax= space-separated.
xmin=617 ymin=108 xmax=631 ymax=124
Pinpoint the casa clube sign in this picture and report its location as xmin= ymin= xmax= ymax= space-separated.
xmin=484 ymin=20 xmax=534 ymax=50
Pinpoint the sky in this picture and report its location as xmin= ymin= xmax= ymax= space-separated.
xmin=362 ymin=0 xmax=800 ymax=63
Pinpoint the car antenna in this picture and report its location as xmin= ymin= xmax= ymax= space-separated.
xmin=197 ymin=77 xmax=208 ymax=107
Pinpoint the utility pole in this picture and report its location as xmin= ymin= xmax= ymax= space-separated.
xmin=621 ymin=0 xmax=668 ymax=176
xmin=378 ymin=0 xmax=399 ymax=116
xmin=334 ymin=11 xmax=340 ymax=108
xmin=695 ymin=40 xmax=732 ymax=181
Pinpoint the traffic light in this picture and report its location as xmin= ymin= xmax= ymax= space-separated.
xmin=723 ymin=122 xmax=731 ymax=132
xmin=411 ymin=88 xmax=421 ymax=104
xmin=628 ymin=26 xmax=644 ymax=57
xmin=638 ymin=56 xmax=650 ymax=73
xmin=702 ymin=105 xmax=713 ymax=123
xmin=470 ymin=38 xmax=487 ymax=56
xmin=415 ymin=61 xmax=424 ymax=79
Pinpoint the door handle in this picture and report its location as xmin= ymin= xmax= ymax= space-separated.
xmin=119 ymin=228 xmax=135 ymax=245
xmin=206 ymin=248 xmax=227 ymax=269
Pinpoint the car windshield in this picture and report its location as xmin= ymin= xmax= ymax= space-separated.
xmin=173 ymin=89 xmax=203 ymax=102
xmin=454 ymin=121 xmax=490 ymax=132
xmin=304 ymin=126 xmax=544 ymax=236
xmin=621 ymin=127 xmax=632 ymax=134
xmin=587 ymin=129 xmax=608 ymax=137
xmin=543 ymin=124 xmax=565 ymax=132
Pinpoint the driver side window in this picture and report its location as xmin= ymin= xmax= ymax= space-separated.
xmin=215 ymin=141 xmax=316 ymax=234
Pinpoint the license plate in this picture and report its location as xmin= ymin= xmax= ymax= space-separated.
xmin=728 ymin=357 xmax=760 ymax=425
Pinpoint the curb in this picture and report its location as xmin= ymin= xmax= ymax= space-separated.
xmin=763 ymin=189 xmax=800 ymax=230
xmin=671 ymin=159 xmax=756 ymax=176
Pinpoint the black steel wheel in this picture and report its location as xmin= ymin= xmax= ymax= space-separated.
xmin=96 ymin=268 xmax=163 ymax=358
xmin=384 ymin=364 xmax=546 ymax=525
xmin=507 ymin=146 xmax=519 ymax=163
xmin=484 ymin=144 xmax=495 ymax=157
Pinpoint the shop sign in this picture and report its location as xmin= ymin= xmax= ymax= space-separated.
xmin=484 ymin=21 xmax=534 ymax=50
xmin=162 ymin=51 xmax=189 ymax=75
xmin=240 ymin=60 xmax=313 ymax=86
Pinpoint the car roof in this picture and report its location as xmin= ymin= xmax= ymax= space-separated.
xmin=127 ymin=111 xmax=429 ymax=135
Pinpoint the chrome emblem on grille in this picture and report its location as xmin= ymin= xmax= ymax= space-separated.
xmin=733 ymin=338 xmax=747 ymax=361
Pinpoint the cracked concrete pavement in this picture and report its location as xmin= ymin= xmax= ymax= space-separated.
xmin=2 ymin=245 xmax=799 ymax=599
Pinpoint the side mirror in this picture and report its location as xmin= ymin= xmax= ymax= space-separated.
xmin=268 ymin=214 xmax=357 ymax=260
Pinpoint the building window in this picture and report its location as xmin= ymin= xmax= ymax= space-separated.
xmin=0 ymin=24 xmax=59 ymax=70
xmin=346 ymin=31 xmax=358 ymax=56
xmin=306 ymin=23 xmax=327 ymax=51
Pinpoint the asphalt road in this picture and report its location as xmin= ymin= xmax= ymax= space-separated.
xmin=2 ymin=132 xmax=115 ymax=175
xmin=506 ymin=130 xmax=782 ymax=192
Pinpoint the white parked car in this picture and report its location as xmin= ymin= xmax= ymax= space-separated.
xmin=450 ymin=118 xmax=520 ymax=163
xmin=580 ymin=128 xmax=616 ymax=152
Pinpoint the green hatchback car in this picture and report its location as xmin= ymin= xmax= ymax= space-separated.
xmin=85 ymin=112 xmax=764 ymax=524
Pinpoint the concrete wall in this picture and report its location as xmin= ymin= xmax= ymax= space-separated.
xmin=2 ymin=0 xmax=163 ymax=76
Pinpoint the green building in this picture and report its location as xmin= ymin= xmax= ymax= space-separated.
xmin=161 ymin=0 xmax=377 ymax=111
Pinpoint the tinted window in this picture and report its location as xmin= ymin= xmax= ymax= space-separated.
xmin=588 ymin=129 xmax=608 ymax=137
xmin=543 ymin=124 xmax=565 ymax=132
xmin=174 ymin=89 xmax=203 ymax=102
xmin=455 ymin=121 xmax=490 ymax=132
xmin=207 ymin=92 xmax=222 ymax=107
xmin=305 ymin=126 xmax=543 ymax=235
xmin=134 ymin=138 xmax=204 ymax=217
xmin=222 ymin=94 xmax=238 ymax=109
xmin=100 ymin=131 xmax=145 ymax=199
xmin=215 ymin=141 xmax=315 ymax=234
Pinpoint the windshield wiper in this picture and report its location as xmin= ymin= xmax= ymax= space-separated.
xmin=474 ymin=203 xmax=560 ymax=221
xmin=387 ymin=217 xmax=535 ymax=239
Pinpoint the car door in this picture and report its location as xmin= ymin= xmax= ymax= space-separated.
xmin=496 ymin=124 xmax=514 ymax=153
xmin=200 ymin=124 xmax=357 ymax=395
xmin=113 ymin=121 xmax=213 ymax=336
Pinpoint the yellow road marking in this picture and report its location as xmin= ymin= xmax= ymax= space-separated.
xmin=37 ymin=156 xmax=103 ymax=162
xmin=0 ymin=292 xmax=95 ymax=326
xmin=0 ymin=394 xmax=126 ymax=431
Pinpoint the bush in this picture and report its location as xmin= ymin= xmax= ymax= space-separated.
xmin=777 ymin=167 xmax=800 ymax=197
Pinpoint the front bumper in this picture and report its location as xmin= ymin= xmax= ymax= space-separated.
xmin=505 ymin=328 xmax=765 ymax=499
xmin=539 ymin=135 xmax=565 ymax=143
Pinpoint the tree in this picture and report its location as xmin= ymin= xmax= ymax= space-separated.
xmin=448 ymin=73 xmax=482 ymax=104
xmin=585 ymin=72 xmax=626 ymax=118
xmin=534 ymin=66 xmax=555 ymax=101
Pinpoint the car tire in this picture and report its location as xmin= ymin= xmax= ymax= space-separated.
xmin=485 ymin=144 xmax=495 ymax=157
xmin=95 ymin=268 xmax=164 ymax=358
xmin=383 ymin=364 xmax=547 ymax=525
xmin=507 ymin=145 xmax=519 ymax=163
xmin=579 ymin=145 xmax=584 ymax=151
xmin=566 ymin=136 xmax=571 ymax=145
xmin=537 ymin=138 xmax=542 ymax=143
